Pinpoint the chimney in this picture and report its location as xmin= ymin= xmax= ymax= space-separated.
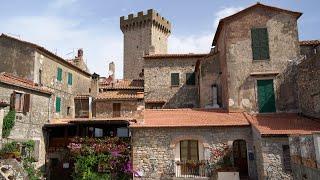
xmin=108 ymin=62 xmax=115 ymax=81
xmin=78 ymin=48 xmax=84 ymax=58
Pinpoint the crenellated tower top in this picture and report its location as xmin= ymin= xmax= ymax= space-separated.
xmin=120 ymin=9 xmax=171 ymax=34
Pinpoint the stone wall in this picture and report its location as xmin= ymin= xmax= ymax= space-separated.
xmin=94 ymin=100 xmax=144 ymax=118
xmin=144 ymin=58 xmax=199 ymax=108
xmin=0 ymin=36 xmax=35 ymax=80
xmin=121 ymin=9 xmax=171 ymax=79
xmin=253 ymin=131 xmax=293 ymax=179
xmin=131 ymin=126 xmax=256 ymax=179
xmin=297 ymin=51 xmax=320 ymax=118
xmin=34 ymin=51 xmax=92 ymax=119
xmin=198 ymin=53 xmax=222 ymax=108
xmin=0 ymin=83 xmax=51 ymax=168
xmin=217 ymin=7 xmax=300 ymax=112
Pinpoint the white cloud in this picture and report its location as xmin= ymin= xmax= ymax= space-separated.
xmin=168 ymin=6 xmax=243 ymax=53
xmin=0 ymin=15 xmax=123 ymax=78
xmin=168 ymin=34 xmax=212 ymax=54
xmin=213 ymin=7 xmax=243 ymax=28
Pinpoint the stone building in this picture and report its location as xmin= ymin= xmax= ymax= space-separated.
xmin=297 ymin=40 xmax=320 ymax=119
xmin=144 ymin=54 xmax=206 ymax=109
xmin=0 ymin=34 xmax=93 ymax=119
xmin=120 ymin=9 xmax=171 ymax=79
xmin=0 ymin=72 xmax=52 ymax=167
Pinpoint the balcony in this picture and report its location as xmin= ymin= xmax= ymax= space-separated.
xmin=175 ymin=160 xmax=209 ymax=179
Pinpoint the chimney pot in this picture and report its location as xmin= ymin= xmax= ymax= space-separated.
xmin=78 ymin=48 xmax=83 ymax=58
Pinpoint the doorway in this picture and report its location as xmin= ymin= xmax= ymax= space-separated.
xmin=233 ymin=140 xmax=248 ymax=177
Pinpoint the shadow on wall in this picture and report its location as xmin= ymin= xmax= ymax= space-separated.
xmin=164 ymin=83 xmax=198 ymax=109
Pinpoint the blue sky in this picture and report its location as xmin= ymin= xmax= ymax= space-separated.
xmin=0 ymin=0 xmax=319 ymax=78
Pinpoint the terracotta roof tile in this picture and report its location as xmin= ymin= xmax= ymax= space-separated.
xmin=131 ymin=109 xmax=250 ymax=128
xmin=246 ymin=113 xmax=320 ymax=136
xmin=46 ymin=117 xmax=134 ymax=127
xmin=144 ymin=53 xmax=208 ymax=59
xmin=99 ymin=79 xmax=144 ymax=90
xmin=96 ymin=90 xmax=144 ymax=100
xmin=299 ymin=40 xmax=320 ymax=46
xmin=0 ymin=34 xmax=91 ymax=77
xmin=0 ymin=72 xmax=52 ymax=94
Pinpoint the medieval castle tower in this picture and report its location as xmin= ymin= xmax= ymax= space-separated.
xmin=120 ymin=9 xmax=171 ymax=79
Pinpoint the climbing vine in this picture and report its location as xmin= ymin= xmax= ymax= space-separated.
xmin=2 ymin=110 xmax=15 ymax=138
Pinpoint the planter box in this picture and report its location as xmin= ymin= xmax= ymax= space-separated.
xmin=217 ymin=172 xmax=239 ymax=180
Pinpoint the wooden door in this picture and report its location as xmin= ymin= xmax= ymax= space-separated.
xmin=113 ymin=103 xmax=121 ymax=117
xmin=180 ymin=140 xmax=199 ymax=175
xmin=257 ymin=79 xmax=276 ymax=113
xmin=233 ymin=140 xmax=248 ymax=177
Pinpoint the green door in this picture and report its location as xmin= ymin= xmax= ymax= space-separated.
xmin=257 ymin=79 xmax=276 ymax=113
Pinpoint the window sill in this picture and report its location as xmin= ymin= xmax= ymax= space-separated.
xmin=252 ymin=59 xmax=270 ymax=62
xmin=171 ymin=85 xmax=180 ymax=88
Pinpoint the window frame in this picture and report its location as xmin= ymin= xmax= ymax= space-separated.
xmin=55 ymin=96 xmax=61 ymax=113
xmin=186 ymin=72 xmax=196 ymax=85
xmin=67 ymin=72 xmax=73 ymax=85
xmin=57 ymin=67 xmax=63 ymax=82
xmin=251 ymin=27 xmax=270 ymax=60
xmin=171 ymin=73 xmax=180 ymax=87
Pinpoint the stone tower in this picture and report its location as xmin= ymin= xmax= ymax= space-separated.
xmin=120 ymin=9 xmax=171 ymax=79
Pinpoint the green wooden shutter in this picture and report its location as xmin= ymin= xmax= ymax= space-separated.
xmin=171 ymin=73 xmax=179 ymax=86
xmin=257 ymin=80 xmax=276 ymax=113
xmin=186 ymin=73 xmax=195 ymax=85
xmin=57 ymin=68 xmax=62 ymax=81
xmin=68 ymin=73 xmax=73 ymax=85
xmin=56 ymin=97 xmax=61 ymax=112
xmin=251 ymin=28 xmax=270 ymax=60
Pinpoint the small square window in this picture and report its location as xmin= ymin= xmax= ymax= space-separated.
xmin=171 ymin=73 xmax=179 ymax=86
xmin=186 ymin=73 xmax=195 ymax=85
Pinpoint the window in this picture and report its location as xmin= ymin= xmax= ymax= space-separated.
xmin=57 ymin=67 xmax=62 ymax=81
xmin=186 ymin=73 xmax=195 ymax=85
xmin=180 ymin=140 xmax=199 ymax=161
xmin=117 ymin=127 xmax=129 ymax=137
xmin=113 ymin=103 xmax=121 ymax=117
xmin=251 ymin=28 xmax=270 ymax=60
xmin=67 ymin=73 xmax=73 ymax=85
xmin=67 ymin=107 xmax=71 ymax=116
xmin=257 ymin=79 xmax=276 ymax=113
xmin=10 ymin=92 xmax=30 ymax=113
xmin=38 ymin=69 xmax=42 ymax=85
xmin=171 ymin=73 xmax=179 ymax=86
xmin=55 ymin=97 xmax=61 ymax=113
xmin=94 ymin=128 xmax=104 ymax=137
xmin=282 ymin=145 xmax=292 ymax=171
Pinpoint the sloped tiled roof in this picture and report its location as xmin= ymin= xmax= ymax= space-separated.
xmin=0 ymin=72 xmax=52 ymax=95
xmin=45 ymin=117 xmax=134 ymax=127
xmin=99 ymin=79 xmax=144 ymax=90
xmin=246 ymin=113 xmax=320 ymax=136
xmin=212 ymin=3 xmax=302 ymax=46
xmin=0 ymin=34 xmax=91 ymax=77
xmin=144 ymin=53 xmax=208 ymax=59
xmin=96 ymin=90 xmax=144 ymax=100
xmin=131 ymin=109 xmax=250 ymax=128
xmin=299 ymin=40 xmax=320 ymax=46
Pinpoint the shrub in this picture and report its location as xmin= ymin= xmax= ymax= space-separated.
xmin=2 ymin=110 xmax=16 ymax=138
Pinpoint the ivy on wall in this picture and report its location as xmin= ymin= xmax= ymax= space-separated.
xmin=2 ymin=110 xmax=15 ymax=138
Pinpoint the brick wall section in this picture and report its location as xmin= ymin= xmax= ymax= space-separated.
xmin=95 ymin=100 xmax=144 ymax=118
xmin=131 ymin=126 xmax=256 ymax=179
xmin=144 ymin=58 xmax=199 ymax=108
xmin=198 ymin=54 xmax=222 ymax=108
xmin=0 ymin=83 xmax=51 ymax=167
xmin=297 ymin=51 xmax=320 ymax=118
xmin=0 ymin=36 xmax=35 ymax=80
xmin=252 ymin=129 xmax=293 ymax=179
xmin=216 ymin=8 xmax=300 ymax=112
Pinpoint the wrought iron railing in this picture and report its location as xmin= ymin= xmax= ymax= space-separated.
xmin=175 ymin=160 xmax=209 ymax=178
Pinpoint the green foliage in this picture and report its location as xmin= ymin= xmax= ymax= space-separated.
xmin=0 ymin=141 xmax=19 ymax=154
xmin=2 ymin=110 xmax=16 ymax=138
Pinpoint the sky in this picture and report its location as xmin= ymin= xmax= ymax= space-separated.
xmin=0 ymin=0 xmax=319 ymax=78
